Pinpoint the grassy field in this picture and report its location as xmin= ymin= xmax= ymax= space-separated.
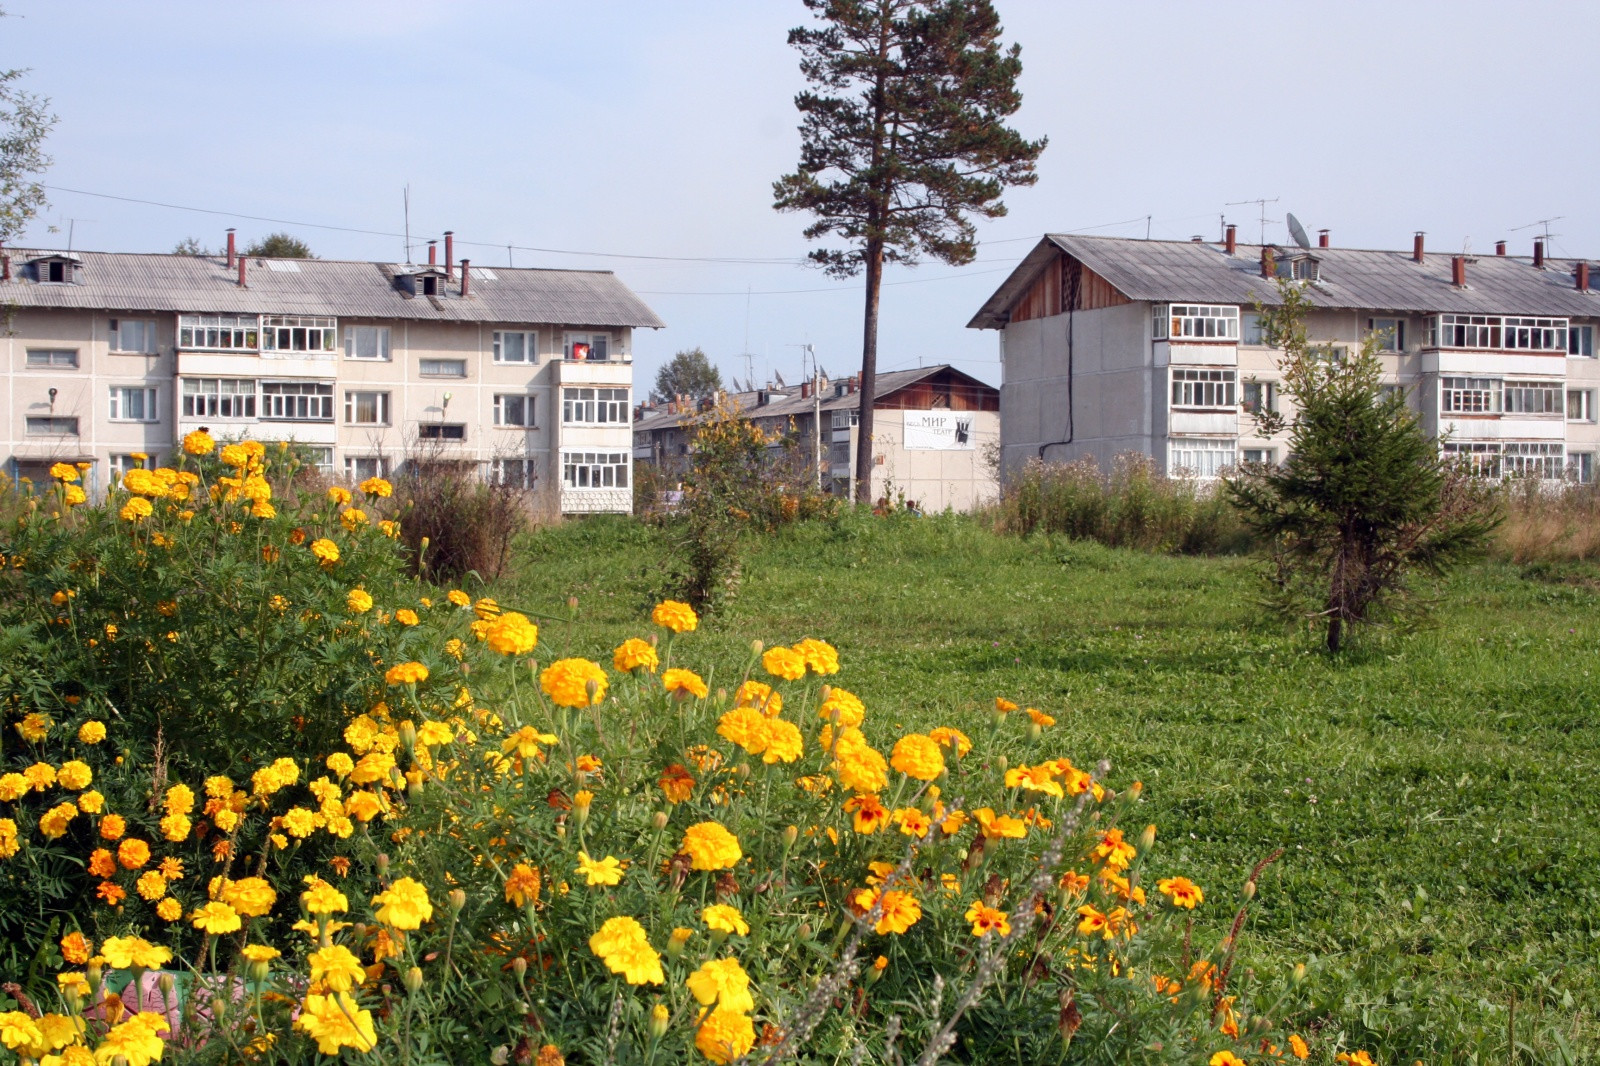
xmin=498 ymin=511 xmax=1599 ymax=1064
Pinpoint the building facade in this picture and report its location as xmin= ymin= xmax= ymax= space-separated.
xmin=969 ymin=231 xmax=1600 ymax=482
xmin=0 ymin=241 xmax=663 ymax=514
xmin=633 ymin=364 xmax=1001 ymax=511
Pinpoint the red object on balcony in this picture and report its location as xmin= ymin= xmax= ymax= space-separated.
xmin=572 ymin=342 xmax=591 ymax=361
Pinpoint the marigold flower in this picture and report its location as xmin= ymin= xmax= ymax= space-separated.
xmin=1336 ymin=1052 xmax=1375 ymax=1066
xmin=701 ymin=904 xmax=749 ymax=937
xmin=37 ymin=802 xmax=77 ymax=839
xmin=1092 ymin=828 xmax=1137 ymax=871
xmin=77 ymin=720 xmax=107 ymax=744
xmin=695 ymin=1008 xmax=755 ymax=1065
xmin=241 ymin=944 xmax=280 ymax=964
xmin=851 ymin=888 xmax=922 ymax=934
xmin=588 ymin=916 xmax=664 ymax=985
xmin=651 ymin=599 xmax=698 ymax=633
xmin=817 ymin=687 xmax=864 ymax=726
xmin=686 ymin=957 xmax=755 ymax=1013
xmin=447 ymin=589 xmax=471 ymax=607
xmin=662 ymin=667 xmax=709 ymax=699
xmin=359 ymin=476 xmax=393 ymax=498
xmin=505 ymin=863 xmax=542 ymax=908
xmin=346 ymin=589 xmax=373 ymax=614
xmin=792 ymin=637 xmax=840 ymax=675
xmin=844 ymin=794 xmax=889 ymax=834
xmin=0 ymin=819 xmax=16 ymax=860
xmin=995 ymin=697 xmax=1018 ymax=714
xmin=222 ymin=876 xmax=277 ymax=917
xmin=96 ymin=881 xmax=127 ymax=905
xmin=53 ymin=760 xmax=91 ymax=791
xmin=973 ymin=808 xmax=1026 ymax=840
xmin=893 ymin=807 xmax=931 ymax=836
xmin=761 ymin=646 xmax=806 ymax=681
xmin=1288 ymin=1034 xmax=1310 ymax=1059
xmin=135 ymin=870 xmax=167 ymax=902
xmin=575 ymin=851 xmax=624 ymax=887
xmin=340 ymin=507 xmax=368 ymax=532
xmin=0 ymin=774 xmax=25 ymax=802
xmin=679 ymin=821 xmax=742 ymax=871
xmin=1005 ymin=764 xmax=1064 ymax=798
xmin=928 ymin=726 xmax=972 ymax=757
xmin=309 ymin=538 xmax=340 ymax=566
xmin=191 ymin=901 xmax=242 ymax=934
xmin=296 ymin=992 xmax=377 ymax=1055
xmin=889 ymin=733 xmax=945 ymax=781
xmin=49 ymin=461 xmax=80 ymax=482
xmin=308 ymin=944 xmax=366 ymax=992
xmin=716 ymin=707 xmax=769 ymax=756
xmin=119 ymin=497 xmax=154 ymax=522
xmin=1076 ymin=904 xmax=1110 ymax=939
xmin=1209 ymin=1054 xmax=1246 ymax=1066
xmin=24 ymin=762 xmax=57 ymax=791
xmin=182 ymin=429 xmax=215 ymax=455
xmin=734 ymin=680 xmax=781 ymax=715
xmin=303 ymin=880 xmax=350 ymax=915
xmin=1157 ymin=876 xmax=1204 ymax=909
xmin=282 ymin=807 xmax=317 ymax=838
xmin=537 ymin=1046 xmax=567 ymax=1066
xmin=385 ymin=661 xmax=429 ymax=686
xmin=373 ymin=876 xmax=433 ymax=930
xmin=16 ymin=712 xmax=51 ymax=742
xmin=1026 ymin=708 xmax=1056 ymax=727
xmin=486 ymin=611 xmax=539 ymax=656
xmin=658 ymin=763 xmax=695 ymax=804
xmin=760 ymin=718 xmax=803 ymax=764
xmin=540 ymin=658 xmax=608 ymax=708
xmin=965 ymin=900 xmax=1011 ymax=938
xmin=831 ymin=728 xmax=888 ymax=794
xmin=88 ymin=848 xmax=116 ymax=878
xmin=60 ymin=932 xmax=91 ymax=964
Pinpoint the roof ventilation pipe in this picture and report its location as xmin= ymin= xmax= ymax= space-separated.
xmin=444 ymin=231 xmax=455 ymax=279
xmin=226 ymin=228 xmax=236 ymax=269
xmin=1318 ymin=229 xmax=1329 ymax=248
xmin=237 ymin=255 xmax=247 ymax=288
xmin=1260 ymin=246 xmax=1275 ymax=279
xmin=459 ymin=259 xmax=470 ymax=297
xmin=1495 ymin=241 xmax=1507 ymax=256
xmin=1224 ymin=224 xmax=1236 ymax=256
xmin=1451 ymin=255 xmax=1466 ymax=288
xmin=1413 ymin=232 xmax=1425 ymax=262
xmin=1578 ymin=263 xmax=1591 ymax=292
xmin=1534 ymin=240 xmax=1545 ymax=269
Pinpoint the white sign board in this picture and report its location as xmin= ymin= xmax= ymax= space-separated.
xmin=903 ymin=410 xmax=974 ymax=450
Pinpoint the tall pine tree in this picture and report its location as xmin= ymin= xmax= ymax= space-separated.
xmin=774 ymin=0 xmax=1044 ymax=502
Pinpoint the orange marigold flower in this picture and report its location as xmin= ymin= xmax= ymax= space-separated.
xmin=650 ymin=600 xmax=698 ymax=633
xmin=994 ymin=697 xmax=1018 ymax=714
xmin=612 ymin=637 xmax=659 ymax=674
xmin=1157 ymin=876 xmax=1204 ymax=909
xmin=964 ymin=900 xmax=1011 ymax=938
xmin=99 ymin=813 xmax=127 ymax=840
xmin=1288 ymin=1034 xmax=1310 ymax=1060
xmin=1025 ymin=708 xmax=1055 ymax=727
xmin=60 ymin=931 xmax=91 ymax=964
xmin=1092 ymin=828 xmax=1137 ymax=871
xmin=761 ymin=646 xmax=805 ymax=681
xmin=658 ymin=763 xmax=695 ymax=804
xmin=540 ymin=658 xmax=608 ymax=708
xmin=505 ymin=863 xmax=542 ymax=908
xmin=842 ymin=794 xmax=889 ymax=835
xmin=385 ymin=661 xmax=429 ymax=686
xmin=889 ymin=733 xmax=945 ymax=782
xmin=735 ymin=680 xmax=782 ymax=716
xmin=117 ymin=838 xmax=151 ymax=869
xmin=97 ymin=881 xmax=127 ymax=905
xmin=928 ymin=727 xmax=972 ymax=757
xmin=88 ymin=848 xmax=117 ymax=878
xmin=792 ymin=637 xmax=840 ymax=675
xmin=851 ymin=888 xmax=921 ymax=935
xmin=817 ymin=686 xmax=863 ymax=727
xmin=662 ymin=668 xmax=709 ymax=700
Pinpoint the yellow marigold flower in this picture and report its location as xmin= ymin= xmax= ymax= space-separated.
xmin=0 ymin=774 xmax=26 ymax=802
xmin=23 ymin=762 xmax=56 ymax=791
xmin=817 ymin=687 xmax=864 ymax=726
xmin=716 ymin=707 xmax=769 ymax=756
xmin=890 ymin=733 xmax=945 ymax=781
xmin=151 ymin=896 xmax=179 ymax=921
xmin=995 ymin=697 xmax=1018 ymax=714
xmin=695 ymin=1008 xmax=755 ymax=1065
xmin=928 ymin=726 xmax=972 ymax=757
xmin=134 ymin=870 xmax=167 ymax=902
xmin=1288 ymin=1034 xmax=1310 ymax=1059
xmin=340 ymin=507 xmax=368 ymax=532
xmin=761 ymin=645 xmax=806 ymax=681
xmin=241 ymin=944 xmax=280 ymax=964
xmin=575 ymin=851 xmax=624 ymax=887
xmin=612 ymin=637 xmax=659 ymax=674
xmin=56 ymin=760 xmax=91 ymax=790
xmin=101 ymin=935 xmax=172 ymax=970
xmin=964 ymin=900 xmax=1011 ymax=938
xmin=162 ymin=783 xmax=195 ymax=816
xmin=701 ymin=904 xmax=749 ymax=937
xmin=651 ymin=599 xmax=698 ymax=633
xmin=761 ymin=718 xmax=803 ymax=764
xmin=658 ymin=763 xmax=695 ymax=804
xmin=191 ymin=901 xmax=242 ymax=934
xmin=734 ymin=679 xmax=781 ymax=716
xmin=359 ymin=476 xmax=393 ymax=498
xmin=222 ymin=876 xmax=277 ymax=917
xmin=662 ymin=667 xmax=708 ymax=700
xmin=486 ymin=611 xmax=539 ymax=656
xmin=308 ymin=944 xmax=366 ymax=992
xmin=588 ymin=916 xmax=664 ymax=985
xmin=1026 ymin=708 xmax=1056 ymax=727
xmin=182 ymin=429 xmax=215 ymax=455
xmin=973 ymin=808 xmax=1027 ymax=840
xmin=540 ymin=658 xmax=608 ymax=708
xmin=309 ymin=538 xmax=340 ymax=566
xmin=416 ymin=720 xmax=454 ymax=748
xmin=893 ymin=807 xmax=930 ymax=836
xmin=37 ymin=802 xmax=77 ymax=839
xmin=49 ymin=461 xmax=80 ymax=482
xmin=373 ymin=876 xmax=433 ymax=930
xmin=679 ymin=821 xmax=742 ymax=871
xmin=77 ymin=790 xmax=104 ymax=814
xmin=505 ymin=863 xmax=542 ymax=907
xmin=1006 ymin=764 xmax=1064 ymax=798
xmin=72 ymin=718 xmax=105 ymax=746
xmin=303 ymin=880 xmax=350 ymax=915
xmin=473 ymin=596 xmax=501 ymax=620
xmin=686 ymin=956 xmax=755 ymax=1013
xmin=120 ymin=497 xmax=154 ymax=522
xmin=346 ymin=589 xmax=373 ymax=614
xmin=1157 ymin=876 xmax=1203 ymax=909
xmin=0 ymin=819 xmax=16 ymax=859
xmin=327 ymin=486 xmax=352 ymax=505
xmin=385 ymin=661 xmax=429 ymax=686
xmin=63 ymin=483 xmax=87 ymax=506
xmin=1210 ymin=1054 xmax=1246 ymax=1066
xmin=831 ymin=728 xmax=888 ymax=794
xmin=1336 ymin=1052 xmax=1375 ymax=1066
xmin=852 ymin=888 xmax=922 ymax=935
xmin=394 ymin=608 xmax=419 ymax=627
xmin=447 ymin=589 xmax=471 ymax=607
xmin=792 ymin=637 xmax=840 ymax=675
xmin=296 ymin=992 xmax=377 ymax=1055
xmin=159 ymin=813 xmax=191 ymax=842
xmin=16 ymin=712 xmax=50 ymax=742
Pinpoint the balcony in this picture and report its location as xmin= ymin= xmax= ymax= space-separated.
xmin=560 ymin=487 xmax=632 ymax=514
xmin=178 ymin=351 xmax=335 ymax=379
xmin=556 ymin=358 xmax=633 ymax=387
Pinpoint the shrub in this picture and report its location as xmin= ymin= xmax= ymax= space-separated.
xmin=395 ymin=460 xmax=531 ymax=582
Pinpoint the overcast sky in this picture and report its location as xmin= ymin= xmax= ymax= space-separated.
xmin=8 ymin=1 xmax=1596 ymax=390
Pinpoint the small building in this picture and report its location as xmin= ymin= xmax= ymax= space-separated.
xmin=634 ymin=364 xmax=1000 ymax=511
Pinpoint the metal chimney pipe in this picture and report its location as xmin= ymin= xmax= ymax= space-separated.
xmin=427 ymin=240 xmax=437 ymax=265
xmin=1413 ymin=232 xmax=1425 ymax=263
xmin=1318 ymin=229 xmax=1330 ymax=248
xmin=1224 ymin=224 xmax=1236 ymax=256
xmin=459 ymin=258 xmax=470 ymax=298
xmin=1533 ymin=240 xmax=1545 ymax=269
xmin=226 ymin=228 xmax=236 ymax=269
xmin=444 ymin=231 xmax=455 ymax=279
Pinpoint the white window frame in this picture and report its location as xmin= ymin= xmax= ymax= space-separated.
xmin=344 ymin=455 xmax=388 ymax=481
xmin=109 ymin=453 xmax=155 ymax=481
xmin=1241 ymin=447 xmax=1276 ymax=466
xmin=25 ymin=416 xmax=79 ymax=436
xmin=178 ymin=315 xmax=259 ymax=351
xmin=108 ymin=318 xmax=157 ymax=354
xmin=492 ymin=331 xmax=536 ymax=365
xmin=1440 ymin=376 xmax=1500 ymax=415
xmin=1502 ymin=380 xmax=1562 ymax=416
xmin=1568 ymin=389 xmax=1595 ymax=422
xmin=342 ymin=326 xmax=392 ymax=361
xmin=419 ymin=358 xmax=466 ymax=377
xmin=561 ymin=450 xmax=630 ymax=489
xmin=1502 ymin=441 xmax=1565 ymax=479
xmin=491 ymin=458 xmax=536 ymax=488
xmin=1241 ymin=380 xmax=1275 ymax=415
xmin=344 ymin=391 xmax=391 ymax=426
xmin=1170 ymin=368 xmax=1236 ymax=409
xmin=1430 ymin=314 xmax=1503 ymax=350
xmin=1569 ymin=451 xmax=1595 ymax=484
xmin=562 ymin=386 xmax=629 ymax=425
xmin=1568 ymin=324 xmax=1595 ymax=358
xmin=1240 ymin=312 xmax=1266 ymax=346
xmin=1165 ymin=305 xmax=1239 ymax=341
xmin=263 ymin=316 xmax=338 ymax=354
xmin=1367 ymin=317 xmax=1406 ymax=352
xmin=261 ymin=381 xmax=334 ymax=422
xmin=109 ymin=386 xmax=159 ymax=423
xmin=494 ymin=394 xmax=536 ymax=428
xmin=1503 ymin=317 xmax=1568 ymax=352
xmin=182 ymin=377 xmax=256 ymax=419
xmin=25 ymin=348 xmax=78 ymax=368
xmin=1166 ymin=437 xmax=1236 ymax=478
xmin=563 ymin=332 xmax=613 ymax=361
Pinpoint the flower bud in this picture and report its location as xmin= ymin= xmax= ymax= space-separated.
xmin=567 ymin=596 xmax=579 ymax=612
xmin=782 ymin=825 xmax=798 ymax=849
xmin=995 ymin=755 xmax=1008 ymax=774
xmin=1027 ymin=722 xmax=1042 ymax=741
xmin=512 ymin=957 xmax=528 ymax=981
xmin=210 ymin=997 xmax=228 ymax=1020
xmin=158 ymin=973 xmax=175 ymax=998
xmin=749 ymin=639 xmax=763 ymax=655
xmin=797 ymin=922 xmax=812 ymax=941
xmin=649 ymin=1003 xmax=670 ymax=1040
xmin=398 ymin=720 xmax=417 ymax=754
xmin=585 ymin=679 xmax=600 ymax=705
xmin=1241 ymin=880 xmax=1257 ymax=901
xmin=866 ymin=955 xmax=888 ymax=984
xmin=652 ymin=811 xmax=669 ymax=831
xmin=448 ymin=889 xmax=466 ymax=915
xmin=375 ymin=853 xmax=390 ymax=876
xmin=667 ymin=928 xmax=692 ymax=958
xmin=1138 ymin=824 xmax=1157 ymax=852
xmin=735 ymin=763 xmax=750 ymax=780
xmin=86 ymin=961 xmax=102 ymax=994
xmin=420 ymin=536 xmax=430 ymax=552
xmin=403 ymin=966 xmax=424 ymax=995
xmin=408 ymin=778 xmax=424 ymax=802
xmin=1127 ymin=780 xmax=1143 ymax=801
xmin=247 ymin=958 xmax=271 ymax=984
xmin=1291 ymin=962 xmax=1307 ymax=986
xmin=490 ymin=1047 xmax=511 ymax=1065
xmin=572 ymin=790 xmax=593 ymax=828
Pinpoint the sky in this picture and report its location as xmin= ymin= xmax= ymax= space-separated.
xmin=7 ymin=1 xmax=1598 ymax=393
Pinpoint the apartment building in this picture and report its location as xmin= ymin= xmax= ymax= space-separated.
xmin=633 ymin=364 xmax=1000 ymax=511
xmin=0 ymin=236 xmax=664 ymax=514
xmin=969 ymin=229 xmax=1600 ymax=482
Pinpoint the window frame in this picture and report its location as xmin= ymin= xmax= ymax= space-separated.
xmin=1502 ymin=380 xmax=1563 ymax=416
xmin=1165 ymin=305 xmax=1240 ymax=342
xmin=25 ymin=416 xmax=80 ymax=436
xmin=561 ymin=450 xmax=630 ymax=489
xmin=181 ymin=377 xmax=257 ymax=419
xmin=1569 ymin=451 xmax=1595 ymax=484
xmin=344 ymin=455 xmax=389 ymax=481
xmin=1241 ymin=380 xmax=1276 ymax=416
xmin=1502 ymin=441 xmax=1566 ymax=479
xmin=1568 ymin=324 xmax=1595 ymax=358
xmin=491 ymin=457 xmax=536 ymax=488
xmin=419 ymin=358 xmax=467 ymax=378
xmin=1169 ymin=368 xmax=1237 ymax=410
xmin=1440 ymin=376 xmax=1501 ymax=415
xmin=1367 ymin=317 xmax=1406 ymax=352
xmin=1502 ymin=317 xmax=1568 ymax=352
xmin=108 ymin=385 xmax=159 ymax=423
xmin=260 ymin=380 xmax=335 ymax=422
xmin=342 ymin=325 xmax=392 ymax=361
xmin=109 ymin=453 xmax=156 ymax=482
xmin=494 ymin=393 xmax=537 ymax=428
xmin=563 ymin=332 xmax=613 ymax=361
xmin=178 ymin=315 xmax=259 ymax=351
xmin=1166 ymin=437 xmax=1236 ymax=478
xmin=417 ymin=423 xmax=467 ymax=441
xmin=1567 ymin=389 xmax=1595 ymax=422
xmin=25 ymin=348 xmax=78 ymax=368
xmin=108 ymin=318 xmax=158 ymax=355
xmin=561 ymin=386 xmax=630 ymax=425
xmin=343 ymin=390 xmax=392 ymax=426
xmin=492 ymin=330 xmax=537 ymax=365
xmin=263 ymin=316 xmax=338 ymax=354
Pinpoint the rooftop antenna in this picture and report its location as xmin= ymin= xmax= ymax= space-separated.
xmin=507 ymin=243 xmax=514 ymax=268
xmin=1511 ymin=216 xmax=1563 ymax=246
xmin=402 ymin=184 xmax=411 ymax=263
xmin=737 ymin=285 xmax=756 ymax=388
xmin=1286 ymin=212 xmax=1311 ymax=250
xmin=1227 ymin=197 xmax=1279 ymax=245
xmin=64 ymin=218 xmax=94 ymax=252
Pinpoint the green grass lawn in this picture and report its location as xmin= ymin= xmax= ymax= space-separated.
xmin=498 ymin=512 xmax=1599 ymax=1063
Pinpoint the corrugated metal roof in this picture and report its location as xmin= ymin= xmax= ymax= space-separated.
xmin=968 ymin=234 xmax=1600 ymax=328
xmin=0 ymin=247 xmax=666 ymax=328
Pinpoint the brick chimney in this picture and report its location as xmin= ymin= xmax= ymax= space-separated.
xmin=1451 ymin=255 xmax=1466 ymax=288
xmin=237 ymin=255 xmax=247 ymax=288
xmin=1495 ymin=240 xmax=1507 ymax=256
xmin=444 ymin=231 xmax=455 ymax=279
xmin=459 ymin=259 xmax=470 ymax=297
xmin=226 ymin=228 xmax=236 ymax=269
xmin=1 ymin=252 xmax=9 ymax=283
xmin=1533 ymin=239 xmax=1545 ymax=269
xmin=801 ymin=381 xmax=812 ymax=399
xmin=1260 ymin=246 xmax=1275 ymax=279
xmin=1224 ymin=224 xmax=1236 ymax=256
xmin=427 ymin=240 xmax=437 ymax=265
xmin=1578 ymin=262 xmax=1591 ymax=292
xmin=1413 ymin=232 xmax=1425 ymax=263
xmin=1318 ymin=229 xmax=1330 ymax=248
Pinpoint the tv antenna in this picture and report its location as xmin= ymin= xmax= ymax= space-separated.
xmin=1511 ymin=216 xmax=1563 ymax=245
xmin=1227 ymin=197 xmax=1279 ymax=245
xmin=64 ymin=218 xmax=94 ymax=252
xmin=737 ymin=285 xmax=756 ymax=388
xmin=402 ymin=184 xmax=412 ymax=263
xmin=1286 ymin=212 xmax=1311 ymax=250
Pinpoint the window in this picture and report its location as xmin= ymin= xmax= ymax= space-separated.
xmin=1367 ymin=318 xmax=1405 ymax=351
xmin=1569 ymin=389 xmax=1595 ymax=422
xmin=1503 ymin=317 xmax=1568 ymax=352
xmin=26 ymin=348 xmax=78 ymax=368
xmin=1241 ymin=380 xmax=1275 ymax=415
xmin=493 ymin=331 xmax=535 ymax=364
xmin=344 ymin=391 xmax=391 ymax=425
xmin=1569 ymin=325 xmax=1594 ymax=357
xmin=417 ymin=423 xmax=466 ymax=441
xmin=262 ymin=316 xmax=337 ymax=353
xmin=1162 ymin=305 xmax=1239 ymax=341
xmin=1440 ymin=376 xmax=1500 ymax=414
xmin=420 ymin=275 xmax=439 ymax=296
xmin=41 ymin=259 xmax=68 ymax=283
xmin=562 ymin=451 xmax=629 ymax=489
xmin=1277 ymin=255 xmax=1320 ymax=283
xmin=1430 ymin=314 xmax=1502 ymax=349
xmin=342 ymin=326 xmax=391 ymax=361
xmin=261 ymin=381 xmax=334 ymax=421
xmin=1379 ymin=383 xmax=1408 ymax=406
xmin=491 ymin=458 xmax=536 ymax=488
xmin=109 ymin=453 xmax=155 ymax=481
xmin=832 ymin=409 xmax=860 ymax=429
xmin=26 ymin=416 xmax=79 ymax=435
xmin=182 ymin=378 xmax=256 ymax=418
xmin=1167 ymin=437 xmax=1235 ymax=478
xmin=1170 ymin=368 xmax=1236 ymax=409
xmin=562 ymin=387 xmax=629 ymax=424
xmin=1241 ymin=313 xmax=1266 ymax=346
xmin=109 ymin=386 xmax=158 ymax=422
xmin=1569 ymin=452 xmax=1594 ymax=484
xmin=1503 ymin=380 xmax=1562 ymax=415
xmin=178 ymin=315 xmax=259 ymax=351
xmin=564 ymin=332 xmax=613 ymax=360
xmin=494 ymin=394 xmax=536 ymax=427
xmin=108 ymin=319 xmax=157 ymax=354
xmin=345 ymin=456 xmax=388 ymax=481
xmin=1442 ymin=442 xmax=1500 ymax=477
xmin=420 ymin=359 xmax=466 ymax=377
xmin=1503 ymin=442 xmax=1565 ymax=479
xmin=1241 ymin=448 xmax=1275 ymax=465
xmin=305 ymin=448 xmax=334 ymax=473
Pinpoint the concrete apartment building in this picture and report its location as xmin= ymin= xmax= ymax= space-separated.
xmin=634 ymin=364 xmax=1001 ymax=511
xmin=0 ymin=235 xmax=663 ymax=514
xmin=970 ymin=229 xmax=1600 ymax=482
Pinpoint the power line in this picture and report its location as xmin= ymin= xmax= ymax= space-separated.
xmin=635 ymin=266 xmax=1012 ymax=296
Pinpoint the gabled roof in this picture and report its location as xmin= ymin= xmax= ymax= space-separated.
xmin=968 ymin=234 xmax=1600 ymax=328
xmin=0 ymin=247 xmax=665 ymax=328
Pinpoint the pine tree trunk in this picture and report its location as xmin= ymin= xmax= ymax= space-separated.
xmin=855 ymin=237 xmax=883 ymax=505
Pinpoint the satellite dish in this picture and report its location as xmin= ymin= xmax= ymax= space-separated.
xmin=1287 ymin=213 xmax=1311 ymax=250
